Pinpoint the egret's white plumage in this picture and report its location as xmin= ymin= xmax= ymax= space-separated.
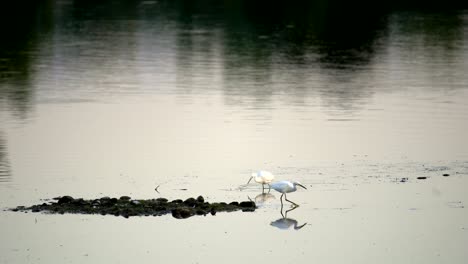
xmin=247 ymin=170 xmax=275 ymax=193
xmin=270 ymin=180 xmax=307 ymax=206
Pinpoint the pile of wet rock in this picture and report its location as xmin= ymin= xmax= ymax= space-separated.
xmin=11 ymin=195 xmax=256 ymax=219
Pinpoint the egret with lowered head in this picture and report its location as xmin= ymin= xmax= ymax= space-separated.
xmin=270 ymin=180 xmax=307 ymax=206
xmin=247 ymin=171 xmax=275 ymax=193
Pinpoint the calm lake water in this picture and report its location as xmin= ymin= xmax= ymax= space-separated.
xmin=1 ymin=1 xmax=468 ymax=263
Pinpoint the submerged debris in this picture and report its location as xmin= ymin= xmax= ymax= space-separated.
xmin=10 ymin=195 xmax=256 ymax=219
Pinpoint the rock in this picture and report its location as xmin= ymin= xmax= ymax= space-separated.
xmin=57 ymin=196 xmax=74 ymax=205
xmin=172 ymin=208 xmax=195 ymax=219
xmin=12 ymin=206 xmax=25 ymax=212
xmin=156 ymin=198 xmax=168 ymax=203
xmin=239 ymin=201 xmax=255 ymax=208
xmin=100 ymin=196 xmax=111 ymax=202
xmin=196 ymin=196 xmax=204 ymax=203
xmin=91 ymin=199 xmax=101 ymax=206
xmin=120 ymin=196 xmax=131 ymax=201
xmin=100 ymin=197 xmax=117 ymax=206
xmin=443 ymin=173 xmax=450 ymax=177
xmin=72 ymin=198 xmax=86 ymax=205
xmin=229 ymin=202 xmax=239 ymax=206
xmin=195 ymin=209 xmax=206 ymax=215
xmin=171 ymin=199 xmax=183 ymax=204
xmin=183 ymin=198 xmax=197 ymax=207
xmin=417 ymin=177 xmax=427 ymax=180
xmin=198 ymin=202 xmax=210 ymax=210
xmin=153 ymin=206 xmax=167 ymax=211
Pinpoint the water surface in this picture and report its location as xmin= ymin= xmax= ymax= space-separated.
xmin=1 ymin=1 xmax=468 ymax=263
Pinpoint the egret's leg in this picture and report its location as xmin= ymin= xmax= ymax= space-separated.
xmin=285 ymin=205 xmax=298 ymax=217
xmin=267 ymin=184 xmax=271 ymax=193
xmin=284 ymin=194 xmax=299 ymax=207
xmin=262 ymin=184 xmax=265 ymax=193
xmin=280 ymin=195 xmax=285 ymax=218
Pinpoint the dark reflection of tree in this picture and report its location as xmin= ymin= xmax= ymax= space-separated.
xmin=2 ymin=0 xmax=466 ymax=116
xmin=0 ymin=134 xmax=11 ymax=182
xmin=221 ymin=35 xmax=275 ymax=109
xmin=174 ymin=8 xmax=220 ymax=95
xmin=0 ymin=1 xmax=53 ymax=119
xmin=217 ymin=0 xmax=388 ymax=113
xmin=0 ymin=2 xmax=53 ymax=182
xmin=314 ymin=16 xmax=385 ymax=115
xmin=386 ymin=10 xmax=467 ymax=92
xmin=169 ymin=0 xmax=443 ymax=115
xmin=388 ymin=10 xmax=464 ymax=54
xmin=71 ymin=0 xmax=141 ymax=20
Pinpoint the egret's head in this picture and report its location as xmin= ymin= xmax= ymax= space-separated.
xmin=247 ymin=172 xmax=259 ymax=184
xmin=294 ymin=182 xmax=307 ymax=190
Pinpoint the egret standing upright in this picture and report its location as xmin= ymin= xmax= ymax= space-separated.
xmin=270 ymin=180 xmax=307 ymax=206
xmin=247 ymin=171 xmax=275 ymax=193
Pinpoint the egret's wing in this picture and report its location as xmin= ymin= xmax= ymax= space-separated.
xmin=256 ymin=170 xmax=274 ymax=182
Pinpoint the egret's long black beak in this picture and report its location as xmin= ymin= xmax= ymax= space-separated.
xmin=297 ymin=183 xmax=307 ymax=190
xmin=247 ymin=176 xmax=253 ymax=184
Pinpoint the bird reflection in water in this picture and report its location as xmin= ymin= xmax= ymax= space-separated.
xmin=270 ymin=205 xmax=307 ymax=231
xmin=248 ymin=192 xmax=276 ymax=208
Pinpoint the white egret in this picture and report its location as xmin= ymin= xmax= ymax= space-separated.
xmin=247 ymin=171 xmax=275 ymax=193
xmin=270 ymin=180 xmax=307 ymax=206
